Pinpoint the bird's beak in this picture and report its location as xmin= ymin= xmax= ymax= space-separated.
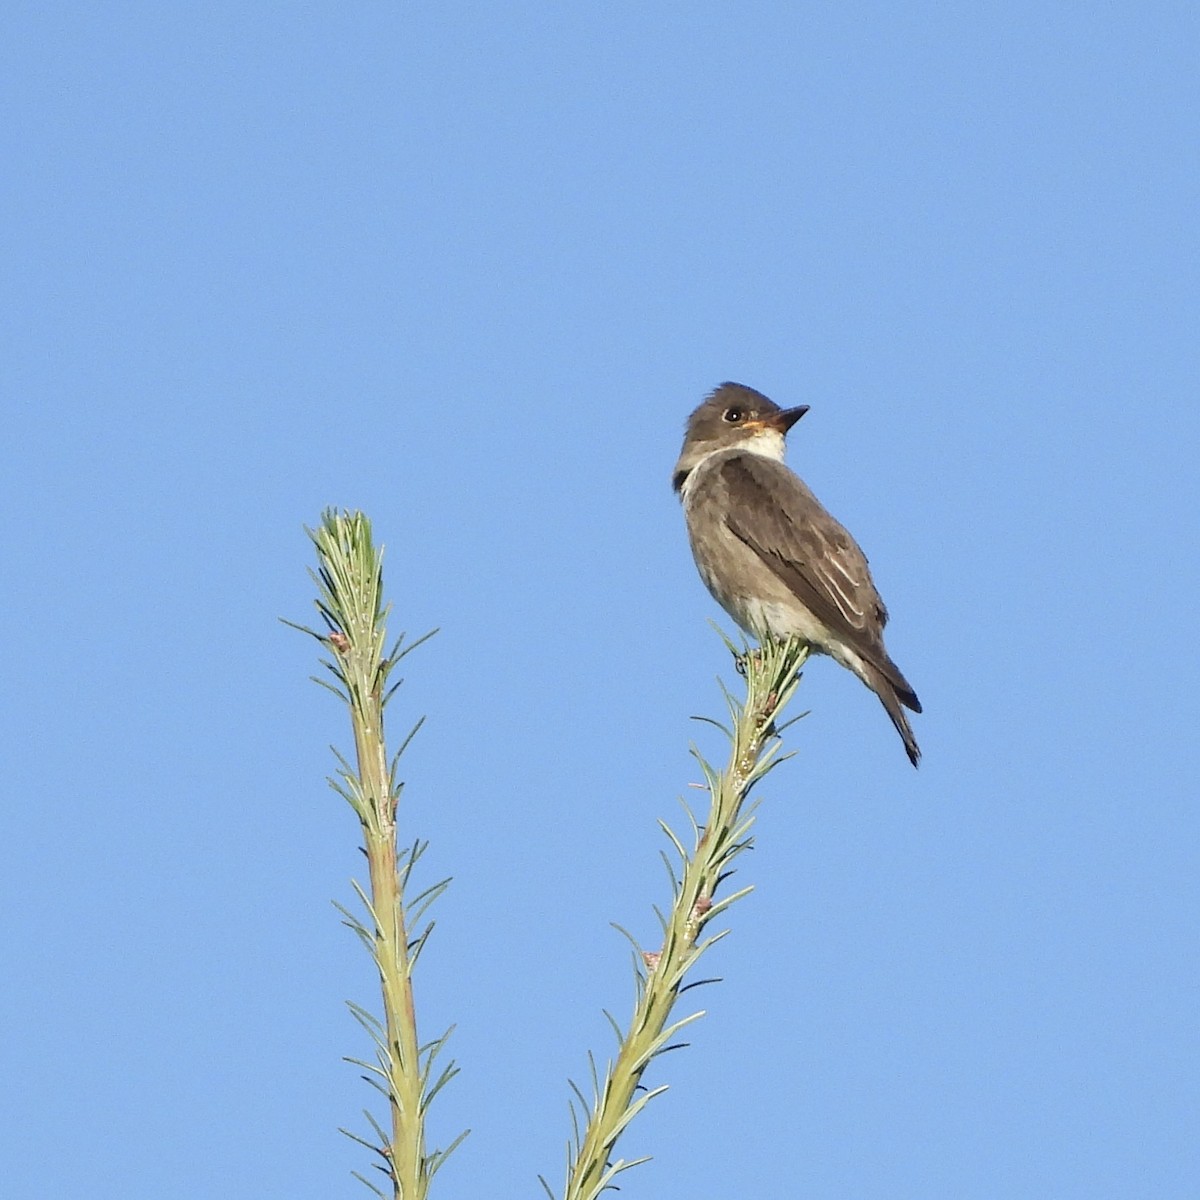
xmin=768 ymin=405 xmax=809 ymax=434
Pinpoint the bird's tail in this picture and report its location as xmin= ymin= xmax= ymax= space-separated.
xmin=865 ymin=663 xmax=922 ymax=768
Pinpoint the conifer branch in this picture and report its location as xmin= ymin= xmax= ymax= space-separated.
xmin=288 ymin=509 xmax=465 ymax=1198
xmin=552 ymin=636 xmax=809 ymax=1200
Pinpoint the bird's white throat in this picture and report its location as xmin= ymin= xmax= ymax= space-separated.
xmin=738 ymin=428 xmax=787 ymax=463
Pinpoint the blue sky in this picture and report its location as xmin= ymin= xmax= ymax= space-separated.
xmin=3 ymin=3 xmax=1197 ymax=1197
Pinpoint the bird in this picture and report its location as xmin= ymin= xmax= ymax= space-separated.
xmin=673 ymin=382 xmax=922 ymax=766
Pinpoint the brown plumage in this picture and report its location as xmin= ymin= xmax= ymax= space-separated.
xmin=675 ymin=383 xmax=922 ymax=766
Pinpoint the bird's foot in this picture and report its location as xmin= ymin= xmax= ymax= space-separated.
xmin=733 ymin=646 xmax=764 ymax=677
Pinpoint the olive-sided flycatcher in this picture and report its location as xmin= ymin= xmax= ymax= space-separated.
xmin=673 ymin=382 xmax=922 ymax=766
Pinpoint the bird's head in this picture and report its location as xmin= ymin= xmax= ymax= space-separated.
xmin=672 ymin=382 xmax=809 ymax=492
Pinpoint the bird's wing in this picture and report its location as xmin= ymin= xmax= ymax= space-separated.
xmin=716 ymin=452 xmax=889 ymax=648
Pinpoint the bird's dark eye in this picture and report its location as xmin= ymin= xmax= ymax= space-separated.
xmin=723 ymin=407 xmax=745 ymax=424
